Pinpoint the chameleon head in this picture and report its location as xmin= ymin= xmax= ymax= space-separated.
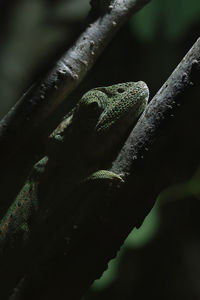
xmin=69 ymin=81 xmax=149 ymax=160
xmin=94 ymin=81 xmax=149 ymax=133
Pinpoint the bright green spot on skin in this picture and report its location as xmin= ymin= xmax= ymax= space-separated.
xmin=21 ymin=222 xmax=29 ymax=233
xmin=55 ymin=134 xmax=63 ymax=142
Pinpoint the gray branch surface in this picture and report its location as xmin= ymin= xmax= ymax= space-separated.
xmin=112 ymin=37 xmax=200 ymax=177
xmin=4 ymin=38 xmax=200 ymax=300
xmin=0 ymin=0 xmax=150 ymax=219
xmin=0 ymin=0 xmax=150 ymax=165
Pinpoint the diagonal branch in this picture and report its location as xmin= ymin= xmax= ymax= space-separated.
xmin=112 ymin=37 xmax=200 ymax=177
xmin=0 ymin=0 xmax=150 ymax=218
xmin=0 ymin=0 xmax=150 ymax=165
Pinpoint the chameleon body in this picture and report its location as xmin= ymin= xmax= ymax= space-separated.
xmin=0 ymin=81 xmax=149 ymax=298
xmin=0 ymin=81 xmax=149 ymax=264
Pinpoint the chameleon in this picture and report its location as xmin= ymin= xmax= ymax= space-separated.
xmin=0 ymin=81 xmax=149 ymax=286
xmin=34 ymin=81 xmax=149 ymax=223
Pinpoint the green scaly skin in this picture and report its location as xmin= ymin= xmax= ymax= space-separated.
xmin=0 ymin=81 xmax=149 ymax=253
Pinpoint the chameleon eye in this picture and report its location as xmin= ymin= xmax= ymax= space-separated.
xmin=117 ymin=88 xmax=125 ymax=93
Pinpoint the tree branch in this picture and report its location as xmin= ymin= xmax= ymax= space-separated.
xmin=112 ymin=37 xmax=200 ymax=177
xmin=0 ymin=0 xmax=150 ymax=218
xmin=0 ymin=0 xmax=150 ymax=165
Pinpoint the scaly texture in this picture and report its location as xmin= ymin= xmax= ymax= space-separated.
xmin=0 ymin=80 xmax=149 ymax=253
xmin=0 ymin=81 xmax=149 ymax=298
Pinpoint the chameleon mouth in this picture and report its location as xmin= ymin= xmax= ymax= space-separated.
xmin=135 ymin=81 xmax=149 ymax=102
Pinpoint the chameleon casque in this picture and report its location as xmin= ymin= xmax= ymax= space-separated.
xmin=0 ymin=81 xmax=149 ymax=294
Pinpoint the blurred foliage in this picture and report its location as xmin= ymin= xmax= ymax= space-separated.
xmin=131 ymin=0 xmax=200 ymax=41
xmin=159 ymin=166 xmax=200 ymax=205
xmin=0 ymin=0 xmax=90 ymax=118
xmin=85 ymin=158 xmax=200 ymax=298
xmin=88 ymin=164 xmax=200 ymax=293
xmin=91 ymin=203 xmax=160 ymax=291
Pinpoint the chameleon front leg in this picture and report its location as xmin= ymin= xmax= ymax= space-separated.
xmin=85 ymin=170 xmax=124 ymax=185
xmin=69 ymin=169 xmax=125 ymax=225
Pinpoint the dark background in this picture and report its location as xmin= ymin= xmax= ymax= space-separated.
xmin=0 ymin=0 xmax=200 ymax=299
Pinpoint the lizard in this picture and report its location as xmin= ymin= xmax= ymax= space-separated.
xmin=32 ymin=81 xmax=149 ymax=229
xmin=0 ymin=81 xmax=149 ymax=290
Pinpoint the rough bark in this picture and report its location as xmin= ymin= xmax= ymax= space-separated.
xmin=0 ymin=0 xmax=150 ymax=219
xmin=0 ymin=0 xmax=150 ymax=165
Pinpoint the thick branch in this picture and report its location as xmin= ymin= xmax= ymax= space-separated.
xmin=112 ymin=37 xmax=200 ymax=177
xmin=0 ymin=0 xmax=150 ymax=218
xmin=0 ymin=0 xmax=150 ymax=164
